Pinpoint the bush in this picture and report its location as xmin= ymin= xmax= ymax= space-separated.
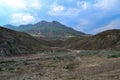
xmin=16 ymin=67 xmax=21 ymax=70
xmin=1 ymin=63 xmax=9 ymax=68
xmin=8 ymin=67 xmax=14 ymax=71
xmin=107 ymin=54 xmax=120 ymax=58
xmin=63 ymin=62 xmax=76 ymax=70
xmin=52 ymin=57 xmax=64 ymax=62
xmin=0 ymin=67 xmax=2 ymax=72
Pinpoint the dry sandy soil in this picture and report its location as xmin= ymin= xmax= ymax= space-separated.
xmin=0 ymin=52 xmax=120 ymax=80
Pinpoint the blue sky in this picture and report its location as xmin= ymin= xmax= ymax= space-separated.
xmin=0 ymin=0 xmax=120 ymax=34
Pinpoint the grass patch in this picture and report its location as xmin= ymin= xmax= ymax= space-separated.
xmin=77 ymin=50 xmax=100 ymax=56
xmin=47 ymin=64 xmax=57 ymax=67
xmin=52 ymin=57 xmax=64 ymax=62
xmin=0 ymin=62 xmax=10 ymax=68
xmin=64 ymin=63 xmax=74 ymax=69
xmin=55 ymin=48 xmax=69 ymax=53
xmin=76 ymin=50 xmax=120 ymax=58
xmin=107 ymin=54 xmax=120 ymax=58
xmin=0 ymin=60 xmax=15 ymax=64
xmin=63 ymin=61 xmax=78 ymax=70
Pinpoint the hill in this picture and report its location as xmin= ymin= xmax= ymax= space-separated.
xmin=0 ymin=27 xmax=47 ymax=56
xmin=65 ymin=29 xmax=120 ymax=50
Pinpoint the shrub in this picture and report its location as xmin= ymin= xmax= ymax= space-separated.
xmin=63 ymin=62 xmax=76 ymax=70
xmin=52 ymin=57 xmax=64 ymax=62
xmin=1 ymin=63 xmax=9 ymax=68
xmin=8 ymin=67 xmax=14 ymax=71
xmin=107 ymin=54 xmax=120 ymax=58
xmin=0 ymin=67 xmax=2 ymax=72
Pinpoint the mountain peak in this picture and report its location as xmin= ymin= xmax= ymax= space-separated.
xmin=41 ymin=20 xmax=49 ymax=23
xmin=35 ymin=20 xmax=49 ymax=26
xmin=52 ymin=21 xmax=60 ymax=24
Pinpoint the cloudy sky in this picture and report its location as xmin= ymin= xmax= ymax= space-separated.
xmin=0 ymin=0 xmax=120 ymax=34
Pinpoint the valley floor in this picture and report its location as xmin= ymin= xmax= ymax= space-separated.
xmin=0 ymin=51 xmax=120 ymax=80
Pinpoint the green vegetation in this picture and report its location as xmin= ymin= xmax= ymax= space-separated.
xmin=0 ymin=67 xmax=2 ymax=72
xmin=8 ymin=67 xmax=14 ymax=71
xmin=0 ymin=63 xmax=15 ymax=72
xmin=77 ymin=50 xmax=100 ymax=56
xmin=47 ymin=64 xmax=57 ymax=68
xmin=0 ymin=60 xmax=25 ymax=72
xmin=16 ymin=67 xmax=21 ymax=70
xmin=74 ymin=50 xmax=120 ymax=58
xmin=52 ymin=57 xmax=64 ymax=62
xmin=55 ymin=48 xmax=69 ymax=53
xmin=0 ymin=62 xmax=10 ymax=68
xmin=107 ymin=53 xmax=120 ymax=58
xmin=63 ymin=62 xmax=76 ymax=70
xmin=64 ymin=64 xmax=74 ymax=69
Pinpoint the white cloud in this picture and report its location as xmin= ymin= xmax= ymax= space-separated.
xmin=77 ymin=1 xmax=89 ymax=10
xmin=48 ymin=3 xmax=80 ymax=17
xmin=82 ymin=2 xmax=88 ymax=10
xmin=49 ymin=4 xmax=65 ymax=16
xmin=4 ymin=0 xmax=27 ymax=10
xmin=64 ymin=8 xmax=80 ymax=16
xmin=11 ymin=13 xmax=35 ymax=25
xmin=93 ymin=19 xmax=120 ymax=33
xmin=28 ymin=0 xmax=41 ymax=9
xmin=32 ymin=2 xmax=41 ymax=9
xmin=0 ymin=0 xmax=42 ymax=10
xmin=94 ymin=0 xmax=120 ymax=10
xmin=75 ymin=19 xmax=92 ymax=32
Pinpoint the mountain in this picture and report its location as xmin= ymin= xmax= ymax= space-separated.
xmin=0 ymin=26 xmax=47 ymax=56
xmin=25 ymin=21 xmax=86 ymax=40
xmin=4 ymin=21 xmax=86 ymax=40
xmin=1 ymin=25 xmax=120 ymax=56
xmin=3 ymin=24 xmax=18 ymax=30
xmin=65 ymin=29 xmax=120 ymax=50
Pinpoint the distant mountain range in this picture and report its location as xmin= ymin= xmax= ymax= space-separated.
xmin=4 ymin=21 xmax=86 ymax=40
